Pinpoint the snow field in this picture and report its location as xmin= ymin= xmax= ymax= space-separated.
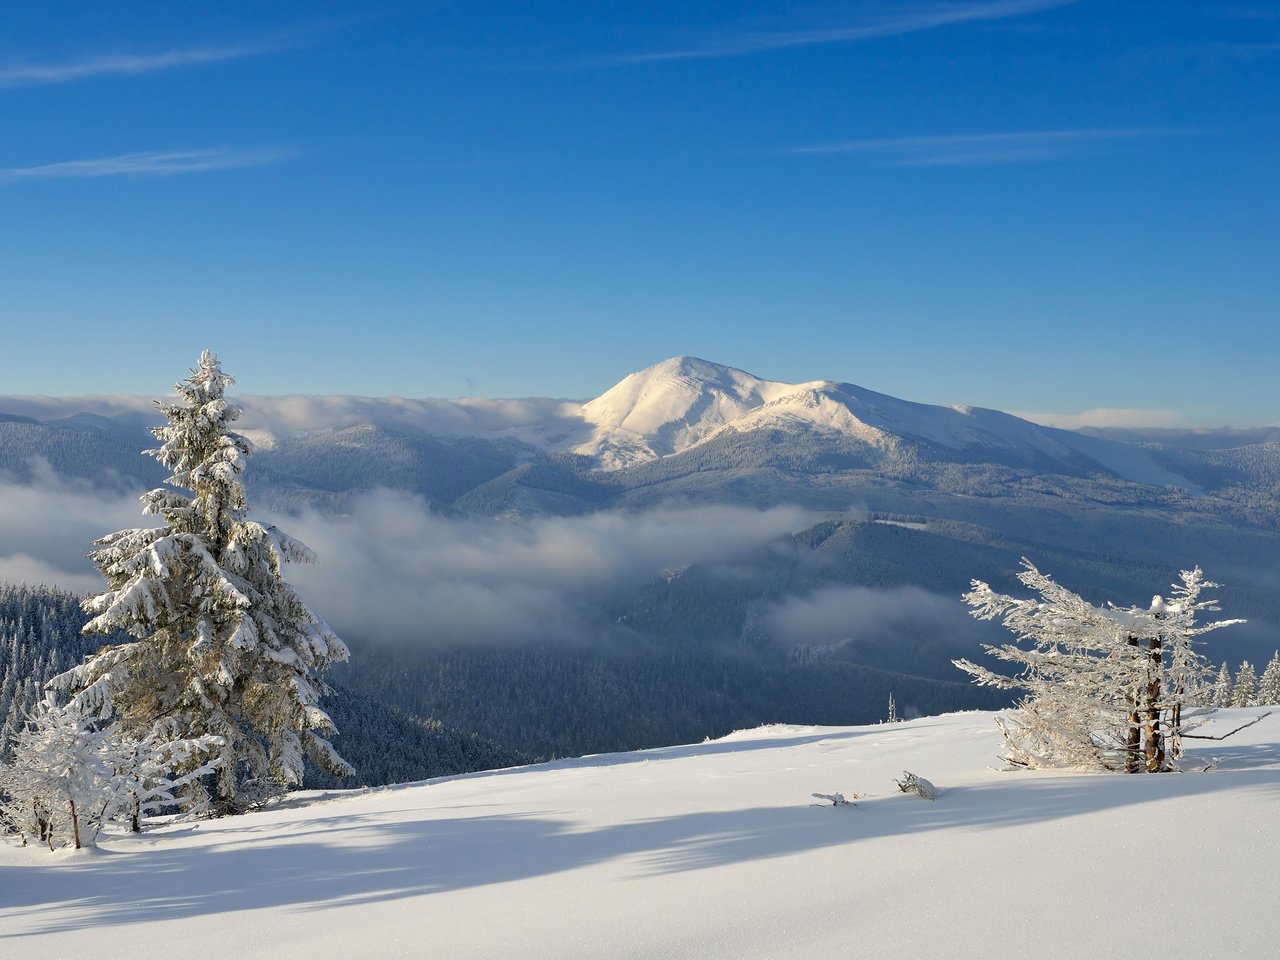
xmin=2 ymin=709 xmax=1278 ymax=959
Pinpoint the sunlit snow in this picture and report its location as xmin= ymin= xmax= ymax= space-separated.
xmin=3 ymin=708 xmax=1277 ymax=959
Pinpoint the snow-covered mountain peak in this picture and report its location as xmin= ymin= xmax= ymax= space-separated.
xmin=724 ymin=384 xmax=891 ymax=446
xmin=581 ymin=356 xmax=797 ymax=426
xmin=574 ymin=357 xmax=825 ymax=468
xmin=563 ymin=357 xmax=1197 ymax=488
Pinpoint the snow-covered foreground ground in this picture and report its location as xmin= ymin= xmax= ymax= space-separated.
xmin=3 ymin=709 xmax=1278 ymax=959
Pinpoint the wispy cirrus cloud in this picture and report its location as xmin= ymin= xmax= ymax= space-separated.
xmin=786 ymin=128 xmax=1167 ymax=166
xmin=0 ymin=40 xmax=288 ymax=90
xmin=0 ymin=147 xmax=293 ymax=185
xmin=606 ymin=0 xmax=1075 ymax=65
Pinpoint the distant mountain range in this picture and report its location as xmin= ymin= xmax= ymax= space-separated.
xmin=7 ymin=355 xmax=1275 ymax=492
xmin=2 ymin=357 xmax=1278 ymax=751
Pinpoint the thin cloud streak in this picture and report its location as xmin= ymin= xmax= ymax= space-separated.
xmin=0 ymin=148 xmax=293 ymax=184
xmin=0 ymin=41 xmax=285 ymax=90
xmin=787 ymin=128 xmax=1167 ymax=166
xmin=607 ymin=0 xmax=1074 ymax=64
xmin=1013 ymin=408 xmax=1188 ymax=430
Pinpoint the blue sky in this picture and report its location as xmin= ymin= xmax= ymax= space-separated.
xmin=1 ymin=1 xmax=1277 ymax=426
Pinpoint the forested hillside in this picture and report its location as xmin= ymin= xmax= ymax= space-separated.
xmin=0 ymin=581 xmax=1006 ymax=777
xmin=342 ymin=641 xmax=1008 ymax=760
xmin=0 ymin=584 xmax=522 ymax=788
xmin=0 ymin=584 xmax=114 ymax=756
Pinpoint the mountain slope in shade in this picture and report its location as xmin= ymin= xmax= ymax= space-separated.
xmin=573 ymin=357 xmax=1196 ymax=487
xmin=3 ymin=709 xmax=1277 ymax=959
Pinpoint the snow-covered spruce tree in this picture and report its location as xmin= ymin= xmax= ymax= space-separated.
xmin=954 ymin=560 xmax=1241 ymax=772
xmin=112 ymin=721 xmax=224 ymax=830
xmin=53 ymin=351 xmax=352 ymax=814
xmin=1260 ymin=653 xmax=1280 ymax=706
xmin=1210 ymin=661 xmax=1234 ymax=708
xmin=1232 ymin=661 xmax=1258 ymax=708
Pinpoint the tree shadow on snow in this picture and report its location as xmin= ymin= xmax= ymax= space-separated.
xmin=3 ymin=756 xmax=1278 ymax=938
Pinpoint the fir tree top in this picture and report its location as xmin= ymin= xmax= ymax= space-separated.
xmin=146 ymin=350 xmax=252 ymax=542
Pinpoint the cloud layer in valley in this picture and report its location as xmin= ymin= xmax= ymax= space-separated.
xmin=265 ymin=496 xmax=818 ymax=645
xmin=762 ymin=584 xmax=981 ymax=650
xmin=0 ymin=465 xmax=822 ymax=647
xmin=0 ymin=393 xmax=585 ymax=445
xmin=0 ymin=461 xmax=154 ymax=593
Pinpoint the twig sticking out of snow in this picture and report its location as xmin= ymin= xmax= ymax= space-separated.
xmin=1181 ymin=711 xmax=1272 ymax=741
xmin=811 ymin=792 xmax=859 ymax=807
xmin=893 ymin=771 xmax=938 ymax=800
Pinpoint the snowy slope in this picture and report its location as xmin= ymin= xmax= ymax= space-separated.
xmin=572 ymin=356 xmax=829 ymax=469
xmin=3 ymin=708 xmax=1278 ymax=960
xmin=567 ymin=357 xmax=1195 ymax=486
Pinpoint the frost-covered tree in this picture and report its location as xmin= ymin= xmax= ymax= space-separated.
xmin=1232 ymin=661 xmax=1258 ymax=708
xmin=0 ymin=693 xmax=221 ymax=847
xmin=112 ymin=721 xmax=224 ymax=830
xmin=1 ymin=694 xmax=130 ymax=849
xmin=1210 ymin=661 xmax=1234 ymax=707
xmin=1157 ymin=567 xmax=1239 ymax=759
xmin=954 ymin=560 xmax=1241 ymax=772
xmin=53 ymin=351 xmax=352 ymax=814
xmin=1260 ymin=653 xmax=1280 ymax=706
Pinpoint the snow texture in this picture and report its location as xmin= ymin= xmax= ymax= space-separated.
xmin=571 ymin=357 xmax=1198 ymax=485
xmin=3 ymin=709 xmax=1278 ymax=959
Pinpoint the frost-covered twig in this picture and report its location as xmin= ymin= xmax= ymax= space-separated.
xmin=811 ymin=792 xmax=859 ymax=807
xmin=1181 ymin=711 xmax=1272 ymax=741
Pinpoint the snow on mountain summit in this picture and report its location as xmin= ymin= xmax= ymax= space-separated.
xmin=577 ymin=357 xmax=1078 ymax=461
xmin=568 ymin=357 xmax=1195 ymax=487
xmin=573 ymin=356 xmax=829 ymax=468
xmin=13 ymin=356 xmax=1193 ymax=488
xmin=573 ymin=356 xmax=1068 ymax=469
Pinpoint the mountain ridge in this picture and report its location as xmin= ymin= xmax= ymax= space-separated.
xmin=3 ymin=360 xmax=1279 ymax=739
xmin=0 ymin=357 xmax=1266 ymax=488
xmin=562 ymin=357 xmax=1198 ymax=488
